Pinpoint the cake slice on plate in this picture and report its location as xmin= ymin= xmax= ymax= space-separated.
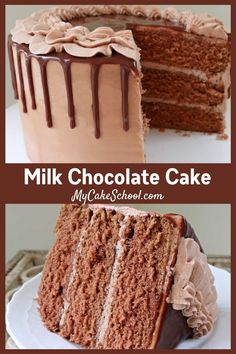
xmin=38 ymin=204 xmax=217 ymax=349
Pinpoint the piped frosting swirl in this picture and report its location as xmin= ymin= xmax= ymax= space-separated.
xmin=167 ymin=238 xmax=218 ymax=338
xmin=11 ymin=5 xmax=229 ymax=58
xmin=162 ymin=7 xmax=228 ymax=40
xmin=11 ymin=10 xmax=140 ymax=61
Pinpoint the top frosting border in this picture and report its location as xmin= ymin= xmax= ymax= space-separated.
xmin=10 ymin=5 xmax=229 ymax=59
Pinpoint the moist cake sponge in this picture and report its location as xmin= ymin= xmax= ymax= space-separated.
xmin=38 ymin=204 xmax=217 ymax=349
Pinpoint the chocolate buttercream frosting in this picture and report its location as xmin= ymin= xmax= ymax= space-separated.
xmin=8 ymin=36 xmax=139 ymax=136
xmin=168 ymin=237 xmax=217 ymax=338
xmin=156 ymin=217 xmax=217 ymax=348
xmin=11 ymin=5 xmax=229 ymax=49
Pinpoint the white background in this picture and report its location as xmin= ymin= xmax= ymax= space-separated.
xmin=5 ymin=5 xmax=231 ymax=107
xmin=6 ymin=204 xmax=231 ymax=262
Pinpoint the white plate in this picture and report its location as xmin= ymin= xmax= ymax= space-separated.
xmin=5 ymin=102 xmax=230 ymax=163
xmin=6 ymin=265 xmax=231 ymax=349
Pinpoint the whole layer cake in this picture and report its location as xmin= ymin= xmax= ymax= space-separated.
xmin=38 ymin=204 xmax=217 ymax=349
xmin=9 ymin=5 xmax=231 ymax=162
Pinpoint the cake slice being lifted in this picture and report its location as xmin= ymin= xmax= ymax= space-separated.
xmin=38 ymin=204 xmax=217 ymax=349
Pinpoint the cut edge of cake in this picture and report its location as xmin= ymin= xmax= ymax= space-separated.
xmin=38 ymin=204 xmax=218 ymax=349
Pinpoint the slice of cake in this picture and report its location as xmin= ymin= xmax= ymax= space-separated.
xmin=8 ymin=5 xmax=231 ymax=163
xmin=38 ymin=204 xmax=217 ymax=349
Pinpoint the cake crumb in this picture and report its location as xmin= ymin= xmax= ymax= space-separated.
xmin=174 ymin=130 xmax=191 ymax=137
xmin=158 ymin=127 xmax=166 ymax=132
xmin=217 ymin=133 xmax=228 ymax=141
xmin=182 ymin=132 xmax=191 ymax=137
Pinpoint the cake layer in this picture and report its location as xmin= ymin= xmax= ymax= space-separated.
xmin=58 ymin=207 xmax=123 ymax=347
xmin=131 ymin=25 xmax=230 ymax=75
xmin=142 ymin=100 xmax=225 ymax=133
xmin=98 ymin=214 xmax=181 ymax=349
xmin=38 ymin=205 xmax=92 ymax=332
xmin=69 ymin=12 xmax=230 ymax=135
xmin=142 ymin=66 xmax=225 ymax=106
xmin=69 ymin=9 xmax=230 ymax=77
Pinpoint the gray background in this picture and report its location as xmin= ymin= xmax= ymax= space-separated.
xmin=6 ymin=204 xmax=231 ymax=262
xmin=5 ymin=5 xmax=231 ymax=107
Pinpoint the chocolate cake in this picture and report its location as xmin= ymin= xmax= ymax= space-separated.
xmin=38 ymin=204 xmax=217 ymax=349
xmin=8 ymin=5 xmax=231 ymax=163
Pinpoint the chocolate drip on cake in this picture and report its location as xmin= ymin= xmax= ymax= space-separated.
xmin=62 ymin=61 xmax=75 ymax=129
xmin=156 ymin=304 xmax=193 ymax=349
xmin=7 ymin=39 xmax=18 ymax=100
xmin=165 ymin=214 xmax=203 ymax=252
xmin=25 ymin=56 xmax=36 ymax=110
xmin=16 ymin=46 xmax=27 ymax=113
xmin=91 ymin=64 xmax=101 ymax=139
xmin=38 ymin=58 xmax=52 ymax=128
xmin=8 ymin=36 xmax=137 ymax=136
xmin=120 ymin=65 xmax=130 ymax=131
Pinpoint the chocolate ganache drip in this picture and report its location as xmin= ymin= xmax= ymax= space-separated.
xmin=7 ymin=39 xmax=18 ymax=100
xmin=25 ymin=55 xmax=36 ymax=110
xmin=16 ymin=45 xmax=27 ymax=114
xmin=63 ymin=60 xmax=75 ymax=129
xmin=8 ymin=35 xmax=138 ymax=138
xmin=38 ymin=58 xmax=52 ymax=128
xmin=91 ymin=64 xmax=101 ymax=139
xmin=120 ymin=65 xmax=130 ymax=131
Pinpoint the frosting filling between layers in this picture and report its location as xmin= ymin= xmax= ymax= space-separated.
xmin=38 ymin=205 xmax=218 ymax=348
xmin=96 ymin=235 xmax=125 ymax=345
xmin=167 ymin=237 xmax=218 ymax=338
xmin=59 ymin=228 xmax=87 ymax=329
xmin=142 ymin=62 xmax=231 ymax=88
xmin=142 ymin=97 xmax=227 ymax=114
xmin=57 ymin=205 xmax=218 ymax=343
